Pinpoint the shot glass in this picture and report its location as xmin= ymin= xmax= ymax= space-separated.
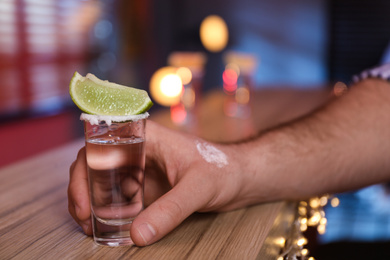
xmin=81 ymin=113 xmax=149 ymax=246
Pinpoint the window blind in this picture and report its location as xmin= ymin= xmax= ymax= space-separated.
xmin=0 ymin=0 xmax=98 ymax=119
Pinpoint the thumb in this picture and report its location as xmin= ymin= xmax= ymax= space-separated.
xmin=130 ymin=175 xmax=210 ymax=246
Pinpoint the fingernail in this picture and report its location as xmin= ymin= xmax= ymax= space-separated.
xmin=137 ymin=223 xmax=156 ymax=245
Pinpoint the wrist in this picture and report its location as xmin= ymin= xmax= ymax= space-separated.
xmin=235 ymin=133 xmax=287 ymax=204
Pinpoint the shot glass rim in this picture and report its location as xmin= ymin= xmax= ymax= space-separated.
xmin=80 ymin=112 xmax=149 ymax=125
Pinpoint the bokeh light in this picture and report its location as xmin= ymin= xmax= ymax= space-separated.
xmin=235 ymin=86 xmax=250 ymax=104
xmin=176 ymin=67 xmax=192 ymax=85
xmin=330 ymin=197 xmax=340 ymax=207
xmin=160 ymin=73 xmax=182 ymax=98
xmin=150 ymin=66 xmax=183 ymax=106
xmin=274 ymin=237 xmax=286 ymax=248
xmin=333 ymin=81 xmax=348 ymax=97
xmin=317 ymin=224 xmax=326 ymax=235
xmin=181 ymin=87 xmax=196 ymax=108
xmin=296 ymin=237 xmax=308 ymax=247
xmin=200 ymin=15 xmax=229 ymax=52
xmin=223 ymin=69 xmax=238 ymax=85
xmin=170 ymin=103 xmax=187 ymax=124
xmin=222 ymin=68 xmax=238 ymax=93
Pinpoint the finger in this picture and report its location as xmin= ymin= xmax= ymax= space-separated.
xmin=68 ymin=147 xmax=92 ymax=235
xmin=130 ymin=174 xmax=212 ymax=246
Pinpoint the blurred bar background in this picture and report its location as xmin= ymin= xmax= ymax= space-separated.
xmin=1 ymin=0 xmax=390 ymax=168
xmin=1 ymin=0 xmax=390 ymax=258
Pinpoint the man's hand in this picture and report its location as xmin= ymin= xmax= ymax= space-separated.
xmin=68 ymin=121 xmax=246 ymax=246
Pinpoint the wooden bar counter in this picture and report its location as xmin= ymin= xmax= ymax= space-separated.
xmin=0 ymin=88 xmax=331 ymax=259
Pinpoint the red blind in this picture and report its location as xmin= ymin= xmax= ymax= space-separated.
xmin=0 ymin=0 xmax=99 ymax=118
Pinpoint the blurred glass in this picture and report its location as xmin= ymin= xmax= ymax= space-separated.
xmin=223 ymin=51 xmax=258 ymax=118
xmin=167 ymin=51 xmax=207 ymax=130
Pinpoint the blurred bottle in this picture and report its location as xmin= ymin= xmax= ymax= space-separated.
xmin=222 ymin=51 xmax=258 ymax=119
xmin=167 ymin=51 xmax=207 ymax=131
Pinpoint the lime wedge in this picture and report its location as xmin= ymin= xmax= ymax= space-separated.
xmin=69 ymin=72 xmax=153 ymax=115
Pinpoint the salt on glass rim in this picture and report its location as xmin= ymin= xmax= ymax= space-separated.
xmin=80 ymin=112 xmax=149 ymax=126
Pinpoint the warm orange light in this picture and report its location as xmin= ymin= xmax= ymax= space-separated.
xmin=160 ymin=73 xmax=182 ymax=98
xmin=200 ymin=15 xmax=229 ymax=52
xmin=296 ymin=237 xmax=308 ymax=247
xmin=176 ymin=67 xmax=192 ymax=85
xmin=274 ymin=237 xmax=286 ymax=248
xmin=150 ymin=66 xmax=183 ymax=106
xmin=331 ymin=197 xmax=340 ymax=207
xmin=309 ymin=198 xmax=320 ymax=209
xmin=317 ymin=224 xmax=326 ymax=235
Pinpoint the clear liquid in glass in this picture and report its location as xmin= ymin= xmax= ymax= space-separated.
xmin=86 ymin=136 xmax=145 ymax=246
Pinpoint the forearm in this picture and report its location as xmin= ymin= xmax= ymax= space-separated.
xmin=241 ymin=79 xmax=390 ymax=202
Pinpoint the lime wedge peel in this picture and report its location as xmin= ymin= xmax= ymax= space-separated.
xmin=69 ymin=72 xmax=153 ymax=116
xmin=80 ymin=112 xmax=149 ymax=126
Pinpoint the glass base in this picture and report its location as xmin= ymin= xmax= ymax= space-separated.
xmin=92 ymin=214 xmax=134 ymax=247
xmin=94 ymin=236 xmax=134 ymax=247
